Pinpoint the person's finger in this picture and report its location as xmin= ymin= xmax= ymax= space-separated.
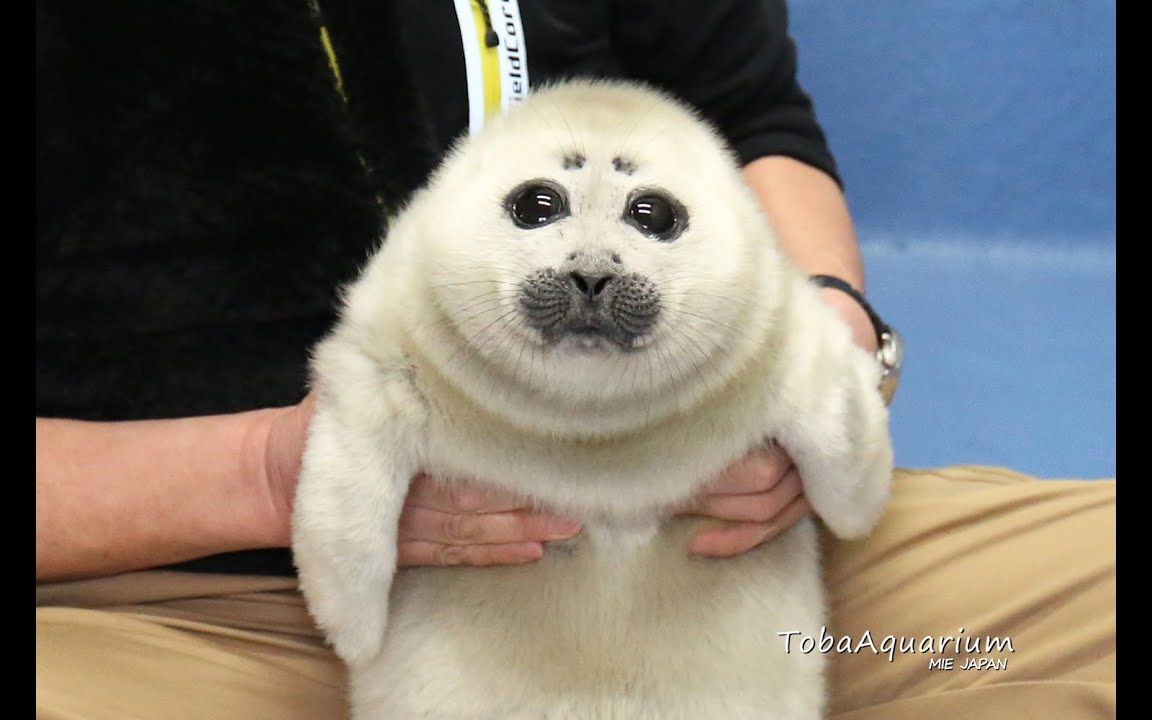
xmin=703 ymin=444 xmax=793 ymax=496
xmin=405 ymin=474 xmax=532 ymax=514
xmin=397 ymin=541 xmax=544 ymax=567
xmin=687 ymin=495 xmax=813 ymax=558
xmin=690 ymin=468 xmax=803 ymax=523
xmin=398 ymin=506 xmax=582 ymax=545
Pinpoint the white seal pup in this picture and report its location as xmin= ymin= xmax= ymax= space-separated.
xmin=292 ymin=79 xmax=893 ymax=719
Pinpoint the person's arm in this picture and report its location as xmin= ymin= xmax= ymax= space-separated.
xmin=743 ymin=155 xmax=878 ymax=354
xmin=35 ymin=407 xmax=300 ymax=582
xmin=36 ymin=394 xmax=574 ymax=582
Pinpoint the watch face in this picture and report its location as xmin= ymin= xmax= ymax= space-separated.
xmin=877 ymin=329 xmax=904 ymax=371
xmin=876 ymin=329 xmax=903 ymax=406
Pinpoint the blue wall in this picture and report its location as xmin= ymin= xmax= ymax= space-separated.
xmin=790 ymin=1 xmax=1115 ymax=244
xmin=788 ymin=2 xmax=1116 ymax=478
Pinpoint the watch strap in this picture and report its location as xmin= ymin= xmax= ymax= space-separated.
xmin=809 ymin=274 xmax=890 ymax=346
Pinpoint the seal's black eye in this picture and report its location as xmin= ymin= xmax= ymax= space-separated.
xmin=507 ymin=181 xmax=569 ymax=228
xmin=626 ymin=193 xmax=685 ymax=241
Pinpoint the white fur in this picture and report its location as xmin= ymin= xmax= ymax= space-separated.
xmin=292 ymin=80 xmax=893 ymax=719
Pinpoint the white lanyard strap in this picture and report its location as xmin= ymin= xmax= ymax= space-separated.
xmin=452 ymin=0 xmax=530 ymax=135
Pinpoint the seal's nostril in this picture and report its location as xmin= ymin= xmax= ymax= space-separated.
xmin=611 ymin=253 xmax=622 ymax=264
xmin=568 ymin=272 xmax=590 ymax=296
xmin=568 ymin=271 xmax=615 ymax=301
xmin=567 ymin=252 xmax=578 ymax=261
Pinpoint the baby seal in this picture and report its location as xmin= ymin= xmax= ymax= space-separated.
xmin=292 ymin=80 xmax=893 ymax=719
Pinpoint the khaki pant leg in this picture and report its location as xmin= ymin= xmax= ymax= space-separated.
xmin=825 ymin=466 xmax=1116 ymax=719
xmin=36 ymin=572 xmax=347 ymax=720
xmin=36 ymin=467 xmax=1116 ymax=719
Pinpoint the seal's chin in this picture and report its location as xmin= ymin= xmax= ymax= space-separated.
xmin=555 ymin=330 xmax=618 ymax=354
xmin=545 ymin=326 xmax=645 ymax=354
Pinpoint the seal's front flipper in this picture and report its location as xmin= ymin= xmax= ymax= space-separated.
xmin=291 ymin=338 xmax=426 ymax=666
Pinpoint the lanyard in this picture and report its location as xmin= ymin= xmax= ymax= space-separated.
xmin=452 ymin=0 xmax=530 ymax=135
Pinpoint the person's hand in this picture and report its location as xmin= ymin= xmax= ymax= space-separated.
xmin=680 ymin=444 xmax=811 ymax=557
xmin=259 ymin=392 xmax=582 ymax=565
xmin=395 ymin=476 xmax=581 ymax=566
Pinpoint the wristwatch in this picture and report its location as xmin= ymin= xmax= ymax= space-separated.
xmin=809 ymin=275 xmax=904 ymax=406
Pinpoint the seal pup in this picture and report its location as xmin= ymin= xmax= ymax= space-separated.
xmin=292 ymin=79 xmax=893 ymax=719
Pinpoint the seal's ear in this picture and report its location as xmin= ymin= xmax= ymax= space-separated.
xmin=291 ymin=339 xmax=425 ymax=666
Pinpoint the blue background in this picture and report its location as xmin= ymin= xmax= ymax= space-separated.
xmin=788 ymin=2 xmax=1115 ymax=478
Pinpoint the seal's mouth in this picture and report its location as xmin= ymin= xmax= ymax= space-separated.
xmin=567 ymin=322 xmax=606 ymax=337
xmin=542 ymin=321 xmax=642 ymax=352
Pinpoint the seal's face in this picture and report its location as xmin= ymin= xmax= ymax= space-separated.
xmin=512 ymin=176 xmax=679 ymax=354
xmin=421 ymin=83 xmax=772 ymax=404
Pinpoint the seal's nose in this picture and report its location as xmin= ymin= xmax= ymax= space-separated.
xmin=567 ymin=271 xmax=615 ymax=302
